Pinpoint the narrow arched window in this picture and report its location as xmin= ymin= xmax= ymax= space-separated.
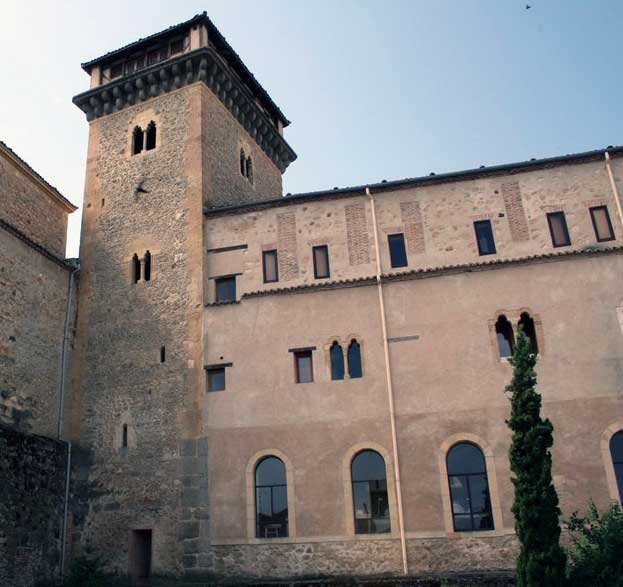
xmin=246 ymin=157 xmax=253 ymax=183
xmin=518 ymin=312 xmax=538 ymax=354
xmin=348 ymin=340 xmax=363 ymax=378
xmin=447 ymin=442 xmax=494 ymax=532
xmin=240 ymin=149 xmax=247 ymax=177
xmin=132 ymin=126 xmax=144 ymax=155
xmin=145 ymin=121 xmax=157 ymax=151
xmin=143 ymin=251 xmax=151 ymax=282
xmin=160 ymin=346 xmax=166 ymax=363
xmin=610 ymin=431 xmax=623 ymax=502
xmin=255 ymin=456 xmax=288 ymax=538
xmin=330 ymin=341 xmax=344 ymax=380
xmin=351 ymin=450 xmax=390 ymax=534
xmin=132 ymin=254 xmax=141 ymax=284
xmin=122 ymin=424 xmax=128 ymax=448
xmin=495 ymin=315 xmax=514 ymax=358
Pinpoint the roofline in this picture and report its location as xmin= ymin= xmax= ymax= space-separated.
xmin=204 ymin=145 xmax=623 ymax=218
xmin=80 ymin=12 xmax=290 ymax=126
xmin=0 ymin=141 xmax=77 ymax=213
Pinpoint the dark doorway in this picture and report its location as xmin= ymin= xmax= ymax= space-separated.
xmin=130 ymin=529 xmax=152 ymax=580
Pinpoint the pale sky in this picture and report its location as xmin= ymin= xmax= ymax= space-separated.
xmin=2 ymin=0 xmax=623 ymax=258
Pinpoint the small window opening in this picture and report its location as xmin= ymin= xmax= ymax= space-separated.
xmin=294 ymin=350 xmax=313 ymax=384
xmin=110 ymin=63 xmax=123 ymax=79
xmin=330 ymin=341 xmax=344 ymax=380
xmin=145 ymin=121 xmax=157 ymax=151
xmin=388 ymin=233 xmax=408 ymax=268
xmin=122 ymin=424 xmax=128 ymax=448
xmin=246 ymin=157 xmax=253 ymax=183
xmin=313 ymin=245 xmax=330 ymax=279
xmin=518 ymin=312 xmax=538 ymax=354
xmin=101 ymin=198 xmax=105 ymax=207
xmin=207 ymin=367 xmax=226 ymax=392
xmin=143 ymin=251 xmax=151 ymax=282
xmin=170 ymin=38 xmax=184 ymax=55
xmin=495 ymin=315 xmax=514 ymax=358
xmin=590 ymin=205 xmax=615 ymax=242
xmin=160 ymin=346 xmax=166 ymax=363
xmin=132 ymin=126 xmax=144 ymax=155
xmin=240 ymin=149 xmax=247 ymax=177
xmin=263 ymin=250 xmax=279 ymax=283
xmin=130 ymin=529 xmax=152 ymax=579
xmin=547 ymin=211 xmax=571 ymax=247
xmin=215 ymin=276 xmax=236 ymax=303
xmin=132 ymin=254 xmax=141 ymax=284
xmin=348 ymin=339 xmax=363 ymax=378
xmin=474 ymin=220 xmax=496 ymax=256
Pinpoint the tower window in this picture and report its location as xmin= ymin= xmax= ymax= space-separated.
xmin=589 ymin=205 xmax=615 ymax=242
xmin=388 ymin=233 xmax=408 ymax=268
xmin=547 ymin=211 xmax=571 ymax=247
xmin=474 ymin=220 xmax=496 ymax=256
xmin=110 ymin=63 xmax=123 ymax=79
xmin=132 ymin=254 xmax=141 ymax=284
xmin=347 ymin=339 xmax=363 ymax=378
xmin=160 ymin=346 xmax=166 ymax=363
xmin=495 ymin=315 xmax=514 ymax=358
xmin=313 ymin=245 xmax=330 ymax=279
xmin=215 ymin=276 xmax=236 ymax=303
xmin=246 ymin=157 xmax=253 ymax=184
xmin=518 ymin=312 xmax=538 ymax=354
xmin=330 ymin=341 xmax=344 ymax=380
xmin=294 ymin=350 xmax=313 ymax=384
xmin=143 ymin=251 xmax=152 ymax=282
xmin=262 ymin=250 xmax=279 ymax=283
xmin=170 ymin=38 xmax=184 ymax=56
xmin=207 ymin=367 xmax=226 ymax=392
xmin=132 ymin=126 xmax=144 ymax=155
xmin=145 ymin=122 xmax=157 ymax=151
xmin=240 ymin=149 xmax=247 ymax=177
xmin=122 ymin=424 xmax=128 ymax=448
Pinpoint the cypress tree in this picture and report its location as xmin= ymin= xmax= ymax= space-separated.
xmin=506 ymin=331 xmax=566 ymax=587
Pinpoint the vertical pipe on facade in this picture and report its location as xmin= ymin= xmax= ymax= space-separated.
xmin=60 ymin=440 xmax=72 ymax=579
xmin=57 ymin=267 xmax=77 ymax=440
xmin=366 ymin=187 xmax=408 ymax=575
xmin=604 ymin=152 xmax=623 ymax=231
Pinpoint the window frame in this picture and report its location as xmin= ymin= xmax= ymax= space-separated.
xmin=351 ymin=449 xmax=391 ymax=535
xmin=262 ymin=250 xmax=279 ymax=283
xmin=254 ymin=456 xmax=289 ymax=539
xmin=292 ymin=348 xmax=314 ymax=384
xmin=312 ymin=245 xmax=330 ymax=279
xmin=205 ymin=364 xmax=231 ymax=392
xmin=546 ymin=211 xmax=571 ymax=248
xmin=589 ymin=205 xmax=615 ymax=243
xmin=387 ymin=233 xmax=408 ymax=268
xmin=474 ymin=220 xmax=497 ymax=256
xmin=214 ymin=275 xmax=237 ymax=303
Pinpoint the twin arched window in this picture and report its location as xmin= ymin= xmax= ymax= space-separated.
xmin=495 ymin=312 xmax=538 ymax=358
xmin=132 ymin=121 xmax=157 ymax=155
xmin=132 ymin=251 xmax=152 ymax=283
xmin=255 ymin=456 xmax=288 ymax=538
xmin=330 ymin=339 xmax=363 ymax=380
xmin=611 ymin=431 xmax=623 ymax=502
xmin=240 ymin=149 xmax=253 ymax=183
xmin=351 ymin=450 xmax=390 ymax=534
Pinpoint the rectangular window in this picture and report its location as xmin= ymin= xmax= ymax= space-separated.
xmin=313 ymin=245 xmax=330 ymax=279
xmin=170 ymin=39 xmax=184 ymax=55
xmin=215 ymin=276 xmax=236 ymax=303
xmin=590 ymin=205 xmax=615 ymax=242
xmin=147 ymin=50 xmax=160 ymax=65
xmin=262 ymin=250 xmax=279 ymax=283
xmin=474 ymin=220 xmax=496 ymax=256
xmin=388 ymin=233 xmax=408 ymax=268
xmin=547 ymin=211 xmax=571 ymax=247
xmin=294 ymin=350 xmax=313 ymax=384
xmin=207 ymin=367 xmax=226 ymax=392
xmin=110 ymin=63 xmax=123 ymax=79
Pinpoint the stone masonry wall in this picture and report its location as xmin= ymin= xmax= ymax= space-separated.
xmin=0 ymin=425 xmax=68 ymax=587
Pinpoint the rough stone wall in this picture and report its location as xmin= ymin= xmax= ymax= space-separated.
xmin=0 ymin=425 xmax=68 ymax=587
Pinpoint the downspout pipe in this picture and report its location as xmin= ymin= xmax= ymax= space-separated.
xmin=57 ymin=265 xmax=77 ymax=440
xmin=604 ymin=152 xmax=623 ymax=231
xmin=367 ymin=187 xmax=409 ymax=575
xmin=60 ymin=440 xmax=72 ymax=579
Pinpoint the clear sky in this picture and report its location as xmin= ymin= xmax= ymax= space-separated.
xmin=2 ymin=0 xmax=623 ymax=257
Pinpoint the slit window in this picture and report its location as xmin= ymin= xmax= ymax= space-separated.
xmin=347 ymin=339 xmax=363 ymax=378
xmin=145 ymin=122 xmax=157 ymax=151
xmin=388 ymin=233 xmax=408 ymax=268
xmin=215 ymin=276 xmax=236 ymax=303
xmin=132 ymin=126 xmax=144 ymax=155
xmin=518 ymin=312 xmax=538 ymax=354
xmin=351 ymin=450 xmax=391 ymax=534
xmin=313 ymin=245 xmax=330 ymax=279
xmin=132 ymin=254 xmax=141 ymax=284
xmin=547 ymin=211 xmax=571 ymax=247
xmin=610 ymin=431 xmax=623 ymax=502
xmin=589 ymin=206 xmax=615 ymax=242
xmin=255 ymin=456 xmax=289 ymax=538
xmin=122 ymin=424 xmax=128 ymax=448
xmin=330 ymin=341 xmax=344 ymax=380
xmin=262 ymin=250 xmax=279 ymax=283
xmin=474 ymin=220 xmax=496 ymax=256
xmin=143 ymin=251 xmax=151 ymax=282
xmin=160 ymin=346 xmax=166 ymax=363
xmin=495 ymin=315 xmax=514 ymax=358
xmin=240 ymin=149 xmax=247 ymax=177
xmin=246 ymin=157 xmax=253 ymax=184
xmin=294 ymin=350 xmax=313 ymax=384
xmin=207 ymin=367 xmax=226 ymax=392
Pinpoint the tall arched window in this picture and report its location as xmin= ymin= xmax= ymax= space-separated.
xmin=143 ymin=251 xmax=151 ymax=282
xmin=255 ymin=456 xmax=288 ymax=538
xmin=240 ymin=149 xmax=247 ymax=177
xmin=145 ymin=121 xmax=157 ymax=151
xmin=347 ymin=340 xmax=363 ymax=378
xmin=447 ymin=442 xmax=494 ymax=532
xmin=330 ymin=341 xmax=344 ymax=380
xmin=495 ymin=315 xmax=514 ymax=358
xmin=132 ymin=126 xmax=144 ymax=155
xmin=610 ymin=431 xmax=623 ymax=502
xmin=132 ymin=254 xmax=141 ymax=284
xmin=246 ymin=157 xmax=253 ymax=183
xmin=351 ymin=450 xmax=390 ymax=534
xmin=518 ymin=312 xmax=538 ymax=354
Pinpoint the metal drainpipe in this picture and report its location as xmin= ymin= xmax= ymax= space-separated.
xmin=60 ymin=440 xmax=72 ymax=579
xmin=604 ymin=152 xmax=623 ymax=231
xmin=366 ymin=187 xmax=408 ymax=575
xmin=57 ymin=266 xmax=77 ymax=439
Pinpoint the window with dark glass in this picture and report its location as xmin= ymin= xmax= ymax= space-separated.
xmin=145 ymin=122 xmax=157 ymax=151
xmin=132 ymin=126 xmax=144 ymax=155
xmin=255 ymin=456 xmax=288 ymax=538
xmin=495 ymin=315 xmax=514 ymax=358
xmin=170 ymin=38 xmax=184 ymax=55
xmin=313 ymin=245 xmax=330 ymax=279
xmin=347 ymin=340 xmax=363 ymax=378
xmin=132 ymin=254 xmax=141 ymax=284
xmin=547 ymin=211 xmax=571 ymax=247
xmin=388 ymin=233 xmax=408 ymax=268
xmin=351 ymin=450 xmax=391 ymax=534
xmin=447 ymin=442 xmax=494 ymax=532
xmin=330 ymin=341 xmax=344 ymax=380
xmin=294 ymin=350 xmax=313 ymax=384
xmin=518 ymin=312 xmax=538 ymax=354
xmin=590 ymin=206 xmax=615 ymax=242
xmin=207 ymin=367 xmax=226 ymax=392
xmin=610 ymin=431 xmax=623 ymax=502
xmin=474 ymin=220 xmax=496 ymax=256
xmin=215 ymin=276 xmax=236 ymax=303
xmin=143 ymin=251 xmax=151 ymax=282
xmin=263 ymin=250 xmax=279 ymax=283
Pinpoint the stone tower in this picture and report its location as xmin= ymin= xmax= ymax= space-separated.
xmin=70 ymin=13 xmax=296 ymax=576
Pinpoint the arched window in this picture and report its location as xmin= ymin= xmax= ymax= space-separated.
xmin=610 ymin=431 xmax=623 ymax=502
xmin=347 ymin=339 xmax=363 ymax=378
xmin=145 ymin=121 xmax=157 ymax=151
xmin=132 ymin=254 xmax=141 ymax=284
xmin=446 ymin=442 xmax=494 ymax=532
xmin=351 ymin=450 xmax=390 ymax=534
xmin=255 ymin=456 xmax=288 ymax=538
xmin=240 ymin=149 xmax=247 ymax=177
xmin=495 ymin=315 xmax=514 ymax=358
xmin=246 ymin=157 xmax=253 ymax=183
xmin=132 ymin=126 xmax=144 ymax=155
xmin=330 ymin=341 xmax=344 ymax=380
xmin=143 ymin=251 xmax=151 ymax=282
xmin=518 ymin=312 xmax=538 ymax=354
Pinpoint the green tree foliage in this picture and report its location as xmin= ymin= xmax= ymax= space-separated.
xmin=506 ymin=331 xmax=566 ymax=587
xmin=567 ymin=501 xmax=623 ymax=587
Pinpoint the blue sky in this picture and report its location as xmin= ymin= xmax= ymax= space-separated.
xmin=2 ymin=0 xmax=622 ymax=256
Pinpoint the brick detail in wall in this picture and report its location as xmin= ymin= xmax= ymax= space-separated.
xmin=400 ymin=201 xmax=426 ymax=254
xmin=345 ymin=202 xmax=371 ymax=266
xmin=277 ymin=211 xmax=299 ymax=281
xmin=501 ymin=181 xmax=530 ymax=242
